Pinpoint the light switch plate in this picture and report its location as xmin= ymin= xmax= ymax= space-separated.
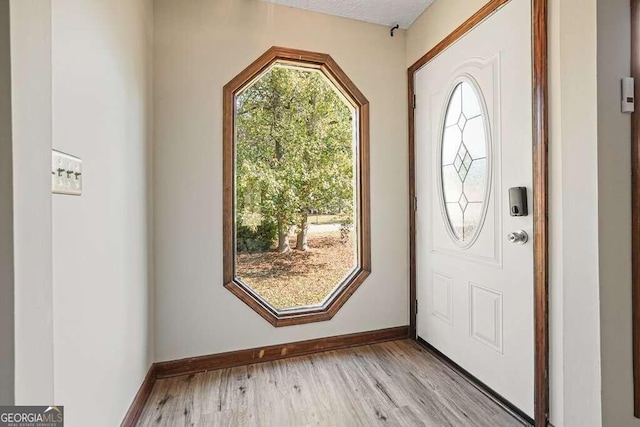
xmin=52 ymin=150 xmax=82 ymax=195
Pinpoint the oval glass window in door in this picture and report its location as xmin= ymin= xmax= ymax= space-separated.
xmin=440 ymin=80 xmax=489 ymax=245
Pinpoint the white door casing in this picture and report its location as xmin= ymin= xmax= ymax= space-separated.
xmin=415 ymin=0 xmax=534 ymax=416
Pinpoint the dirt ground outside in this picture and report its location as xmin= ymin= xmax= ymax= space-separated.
xmin=236 ymin=231 xmax=357 ymax=309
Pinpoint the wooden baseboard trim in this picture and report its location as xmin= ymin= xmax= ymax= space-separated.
xmin=121 ymin=363 xmax=157 ymax=427
xmin=416 ymin=336 xmax=534 ymax=426
xmin=155 ymin=326 xmax=409 ymax=379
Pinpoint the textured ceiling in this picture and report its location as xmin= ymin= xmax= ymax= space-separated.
xmin=259 ymin=0 xmax=435 ymax=29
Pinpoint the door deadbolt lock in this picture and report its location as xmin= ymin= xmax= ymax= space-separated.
xmin=507 ymin=230 xmax=528 ymax=244
xmin=509 ymin=187 xmax=528 ymax=217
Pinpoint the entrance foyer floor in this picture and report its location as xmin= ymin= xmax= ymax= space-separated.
xmin=136 ymin=340 xmax=523 ymax=426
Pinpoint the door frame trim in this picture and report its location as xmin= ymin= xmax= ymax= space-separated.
xmin=407 ymin=0 xmax=549 ymax=425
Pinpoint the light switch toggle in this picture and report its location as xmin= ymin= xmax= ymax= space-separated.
xmin=52 ymin=150 xmax=82 ymax=196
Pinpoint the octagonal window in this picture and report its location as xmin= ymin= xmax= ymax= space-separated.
xmin=223 ymin=47 xmax=371 ymax=326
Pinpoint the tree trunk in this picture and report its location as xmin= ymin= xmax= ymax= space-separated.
xmin=277 ymin=218 xmax=290 ymax=253
xmin=296 ymin=213 xmax=309 ymax=251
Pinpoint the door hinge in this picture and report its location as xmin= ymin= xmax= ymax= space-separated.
xmin=415 ymin=300 xmax=418 ymax=314
xmin=414 ymin=196 xmax=418 ymax=212
xmin=413 ymin=94 xmax=416 ymax=109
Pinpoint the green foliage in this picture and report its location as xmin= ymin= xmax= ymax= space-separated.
xmin=235 ymin=65 xmax=356 ymax=245
xmin=237 ymin=220 xmax=278 ymax=253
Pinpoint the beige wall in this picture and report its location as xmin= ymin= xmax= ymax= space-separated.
xmin=9 ymin=0 xmax=54 ymax=405
xmin=0 ymin=0 xmax=14 ymax=406
xmin=51 ymin=0 xmax=154 ymax=425
xmin=153 ymin=0 xmax=409 ymax=361
xmin=552 ymin=1 xmax=602 ymax=426
xmin=596 ymin=0 xmax=636 ymax=425
xmin=407 ymin=0 xmax=604 ymax=425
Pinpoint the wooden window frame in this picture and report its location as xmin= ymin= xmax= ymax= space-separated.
xmin=407 ymin=0 xmax=549 ymax=425
xmin=223 ymin=46 xmax=371 ymax=327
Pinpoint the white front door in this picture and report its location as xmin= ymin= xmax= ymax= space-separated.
xmin=415 ymin=0 xmax=534 ymax=416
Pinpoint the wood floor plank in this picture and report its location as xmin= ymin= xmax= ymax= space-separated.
xmin=136 ymin=340 xmax=524 ymax=427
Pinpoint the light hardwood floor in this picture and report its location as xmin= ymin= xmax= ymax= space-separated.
xmin=136 ymin=340 xmax=524 ymax=426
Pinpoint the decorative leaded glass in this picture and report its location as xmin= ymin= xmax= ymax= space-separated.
xmin=441 ymin=81 xmax=488 ymax=243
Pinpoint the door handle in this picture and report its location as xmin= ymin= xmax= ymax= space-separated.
xmin=507 ymin=230 xmax=528 ymax=244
